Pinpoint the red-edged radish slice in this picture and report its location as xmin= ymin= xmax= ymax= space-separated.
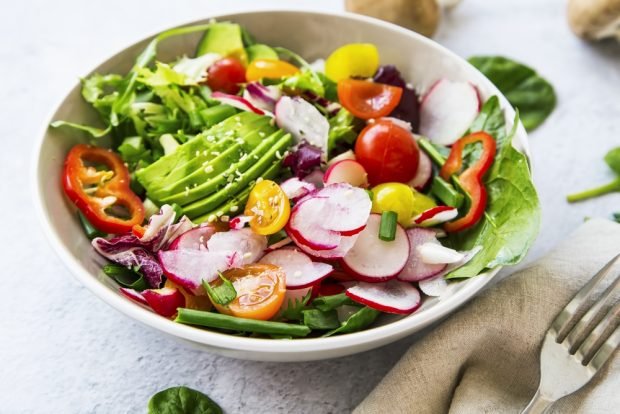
xmin=417 ymin=242 xmax=465 ymax=264
xmin=346 ymin=280 xmax=421 ymax=314
xmin=397 ymin=228 xmax=447 ymax=282
xmin=327 ymin=150 xmax=356 ymax=166
xmin=408 ymin=150 xmax=433 ymax=191
xmin=419 ymin=275 xmax=449 ymax=297
xmin=288 ymin=227 xmax=359 ymax=259
xmin=119 ymin=288 xmax=148 ymax=306
xmin=316 ymin=183 xmax=372 ymax=234
xmin=157 ymin=249 xmax=236 ymax=294
xmin=287 ymin=197 xmax=341 ymax=250
xmin=280 ymin=177 xmax=316 ymax=201
xmin=229 ymin=215 xmax=252 ymax=230
xmin=142 ymin=287 xmax=186 ymax=317
xmin=341 ymin=214 xmax=410 ymax=282
xmin=323 ymin=160 xmax=369 ymax=188
xmin=168 ymin=225 xmax=217 ymax=250
xmin=419 ymin=79 xmax=480 ymax=145
xmin=211 ymin=92 xmax=265 ymax=115
xmin=266 ymin=237 xmax=293 ymax=252
xmin=259 ymin=248 xmax=333 ymax=289
xmin=275 ymin=96 xmax=329 ymax=153
xmin=207 ymin=228 xmax=267 ymax=265
xmin=413 ymin=206 xmax=458 ymax=227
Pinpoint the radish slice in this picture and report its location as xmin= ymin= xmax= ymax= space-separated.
xmin=259 ymin=248 xmax=333 ymax=289
xmin=142 ymin=287 xmax=186 ymax=317
xmin=266 ymin=237 xmax=293 ymax=252
xmin=413 ymin=206 xmax=458 ymax=227
xmin=289 ymin=229 xmax=359 ymax=259
xmin=119 ymin=288 xmax=148 ymax=306
xmin=280 ymin=177 xmax=316 ymax=201
xmin=168 ymin=225 xmax=217 ymax=250
xmin=323 ymin=160 xmax=369 ymax=188
xmin=157 ymin=249 xmax=237 ymax=294
xmin=417 ymin=242 xmax=465 ymax=264
xmin=275 ymin=96 xmax=329 ymax=154
xmin=211 ymin=92 xmax=265 ymax=115
xmin=303 ymin=169 xmax=325 ymax=189
xmin=408 ymin=150 xmax=432 ymax=191
xmin=397 ymin=228 xmax=447 ymax=282
xmin=419 ymin=79 xmax=480 ymax=145
xmin=207 ymin=228 xmax=267 ymax=265
xmin=419 ymin=275 xmax=449 ymax=297
xmin=316 ymin=184 xmax=373 ymax=234
xmin=243 ymin=82 xmax=281 ymax=112
xmin=327 ymin=150 xmax=356 ymax=166
xmin=229 ymin=215 xmax=251 ymax=230
xmin=346 ymin=280 xmax=421 ymax=314
xmin=341 ymin=214 xmax=410 ymax=282
xmin=288 ymin=197 xmax=341 ymax=250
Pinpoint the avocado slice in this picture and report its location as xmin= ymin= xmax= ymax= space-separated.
xmin=196 ymin=22 xmax=247 ymax=63
xmin=182 ymin=132 xmax=292 ymax=219
xmin=246 ymin=44 xmax=278 ymax=62
xmin=162 ymin=129 xmax=287 ymax=207
xmin=193 ymin=159 xmax=284 ymax=224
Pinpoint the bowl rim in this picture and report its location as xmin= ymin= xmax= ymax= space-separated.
xmin=31 ymin=8 xmax=517 ymax=356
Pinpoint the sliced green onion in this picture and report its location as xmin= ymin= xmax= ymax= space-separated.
xmin=431 ymin=176 xmax=464 ymax=208
xmin=175 ymin=308 xmax=311 ymax=337
xmin=78 ymin=211 xmax=106 ymax=240
xmin=379 ymin=211 xmax=398 ymax=241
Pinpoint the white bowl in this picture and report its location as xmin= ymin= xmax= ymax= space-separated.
xmin=32 ymin=10 xmax=529 ymax=361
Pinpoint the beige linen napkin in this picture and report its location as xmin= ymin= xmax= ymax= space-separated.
xmin=355 ymin=218 xmax=620 ymax=414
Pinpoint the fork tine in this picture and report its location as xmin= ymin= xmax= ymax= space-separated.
xmin=585 ymin=324 xmax=620 ymax=371
xmin=565 ymin=273 xmax=620 ymax=353
xmin=577 ymin=302 xmax=620 ymax=366
xmin=552 ymin=253 xmax=620 ymax=342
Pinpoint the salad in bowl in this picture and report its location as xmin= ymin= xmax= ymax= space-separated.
xmin=50 ymin=20 xmax=539 ymax=340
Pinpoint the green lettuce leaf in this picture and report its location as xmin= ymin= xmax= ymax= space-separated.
xmin=446 ymin=111 xmax=540 ymax=278
xmin=468 ymin=56 xmax=556 ymax=131
xmin=49 ymin=120 xmax=111 ymax=138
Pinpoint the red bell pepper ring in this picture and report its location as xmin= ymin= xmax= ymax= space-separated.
xmin=439 ymin=132 xmax=496 ymax=233
xmin=63 ymin=144 xmax=145 ymax=234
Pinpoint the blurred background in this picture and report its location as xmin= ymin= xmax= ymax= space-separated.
xmin=2 ymin=0 xmax=619 ymax=412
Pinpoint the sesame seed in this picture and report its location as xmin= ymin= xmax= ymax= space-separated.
xmin=221 ymin=215 xmax=230 ymax=222
xmin=243 ymin=252 xmax=252 ymax=259
xmin=230 ymin=205 xmax=239 ymax=212
xmin=206 ymin=135 xmax=215 ymax=142
xmin=207 ymin=214 xmax=216 ymax=222
xmin=275 ymin=150 xmax=283 ymax=159
xmin=254 ymin=155 xmax=259 ymax=160
xmin=259 ymin=132 xmax=266 ymax=138
xmin=225 ymin=130 xmax=234 ymax=136
xmin=235 ymin=170 xmax=243 ymax=177
xmin=216 ymin=210 xmax=224 ymax=217
xmin=211 ymin=151 xmax=220 ymax=156
xmin=204 ymin=165 xmax=214 ymax=173
xmin=256 ymin=177 xmax=264 ymax=183
xmin=195 ymin=151 xmax=200 ymax=157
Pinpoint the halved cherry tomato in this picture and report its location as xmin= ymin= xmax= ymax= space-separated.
xmin=164 ymin=279 xmax=212 ymax=311
xmin=337 ymin=79 xmax=403 ymax=120
xmin=63 ymin=144 xmax=144 ymax=234
xmin=212 ymin=264 xmax=286 ymax=320
xmin=206 ymin=57 xmax=246 ymax=94
xmin=355 ymin=120 xmax=420 ymax=185
xmin=244 ymin=179 xmax=290 ymax=235
xmin=245 ymin=59 xmax=300 ymax=82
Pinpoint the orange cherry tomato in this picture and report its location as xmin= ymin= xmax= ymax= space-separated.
xmin=354 ymin=119 xmax=420 ymax=185
xmin=337 ymin=79 xmax=403 ymax=120
xmin=164 ymin=279 xmax=212 ymax=311
xmin=245 ymin=59 xmax=300 ymax=82
xmin=211 ymin=264 xmax=286 ymax=320
xmin=244 ymin=179 xmax=290 ymax=235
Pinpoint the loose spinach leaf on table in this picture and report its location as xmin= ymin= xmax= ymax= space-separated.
xmin=148 ymin=386 xmax=222 ymax=414
xmin=566 ymin=146 xmax=620 ymax=202
xmin=446 ymin=111 xmax=541 ymax=278
xmin=468 ymin=56 xmax=556 ymax=131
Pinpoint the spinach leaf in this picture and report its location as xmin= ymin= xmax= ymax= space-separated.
xmin=281 ymin=70 xmax=325 ymax=97
xmin=604 ymin=147 xmax=620 ymax=175
xmin=148 ymin=386 xmax=222 ymax=414
xmin=302 ymin=309 xmax=340 ymax=330
xmin=103 ymin=264 xmax=148 ymax=290
xmin=323 ymin=307 xmax=380 ymax=337
xmin=447 ymin=112 xmax=540 ymax=278
xmin=312 ymin=292 xmax=356 ymax=312
xmin=202 ymin=274 xmax=236 ymax=306
xmin=567 ymin=146 xmax=620 ymax=202
xmin=468 ymin=56 xmax=556 ymax=131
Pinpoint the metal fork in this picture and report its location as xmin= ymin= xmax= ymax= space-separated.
xmin=521 ymin=254 xmax=620 ymax=414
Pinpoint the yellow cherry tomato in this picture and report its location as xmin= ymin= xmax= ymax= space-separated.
xmin=371 ymin=183 xmax=436 ymax=227
xmin=245 ymin=59 xmax=300 ymax=82
xmin=164 ymin=279 xmax=212 ymax=311
xmin=325 ymin=43 xmax=380 ymax=82
xmin=244 ymin=179 xmax=291 ymax=235
xmin=211 ymin=264 xmax=286 ymax=321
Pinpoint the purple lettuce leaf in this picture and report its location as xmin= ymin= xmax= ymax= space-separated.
xmin=282 ymin=141 xmax=323 ymax=178
xmin=373 ymin=65 xmax=420 ymax=131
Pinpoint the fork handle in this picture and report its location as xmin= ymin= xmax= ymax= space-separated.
xmin=521 ymin=389 xmax=555 ymax=414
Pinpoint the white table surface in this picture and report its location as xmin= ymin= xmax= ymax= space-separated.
xmin=3 ymin=0 xmax=619 ymax=412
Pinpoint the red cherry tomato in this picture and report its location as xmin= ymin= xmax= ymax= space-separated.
xmin=337 ymin=79 xmax=403 ymax=120
xmin=206 ymin=58 xmax=246 ymax=94
xmin=354 ymin=120 xmax=420 ymax=185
